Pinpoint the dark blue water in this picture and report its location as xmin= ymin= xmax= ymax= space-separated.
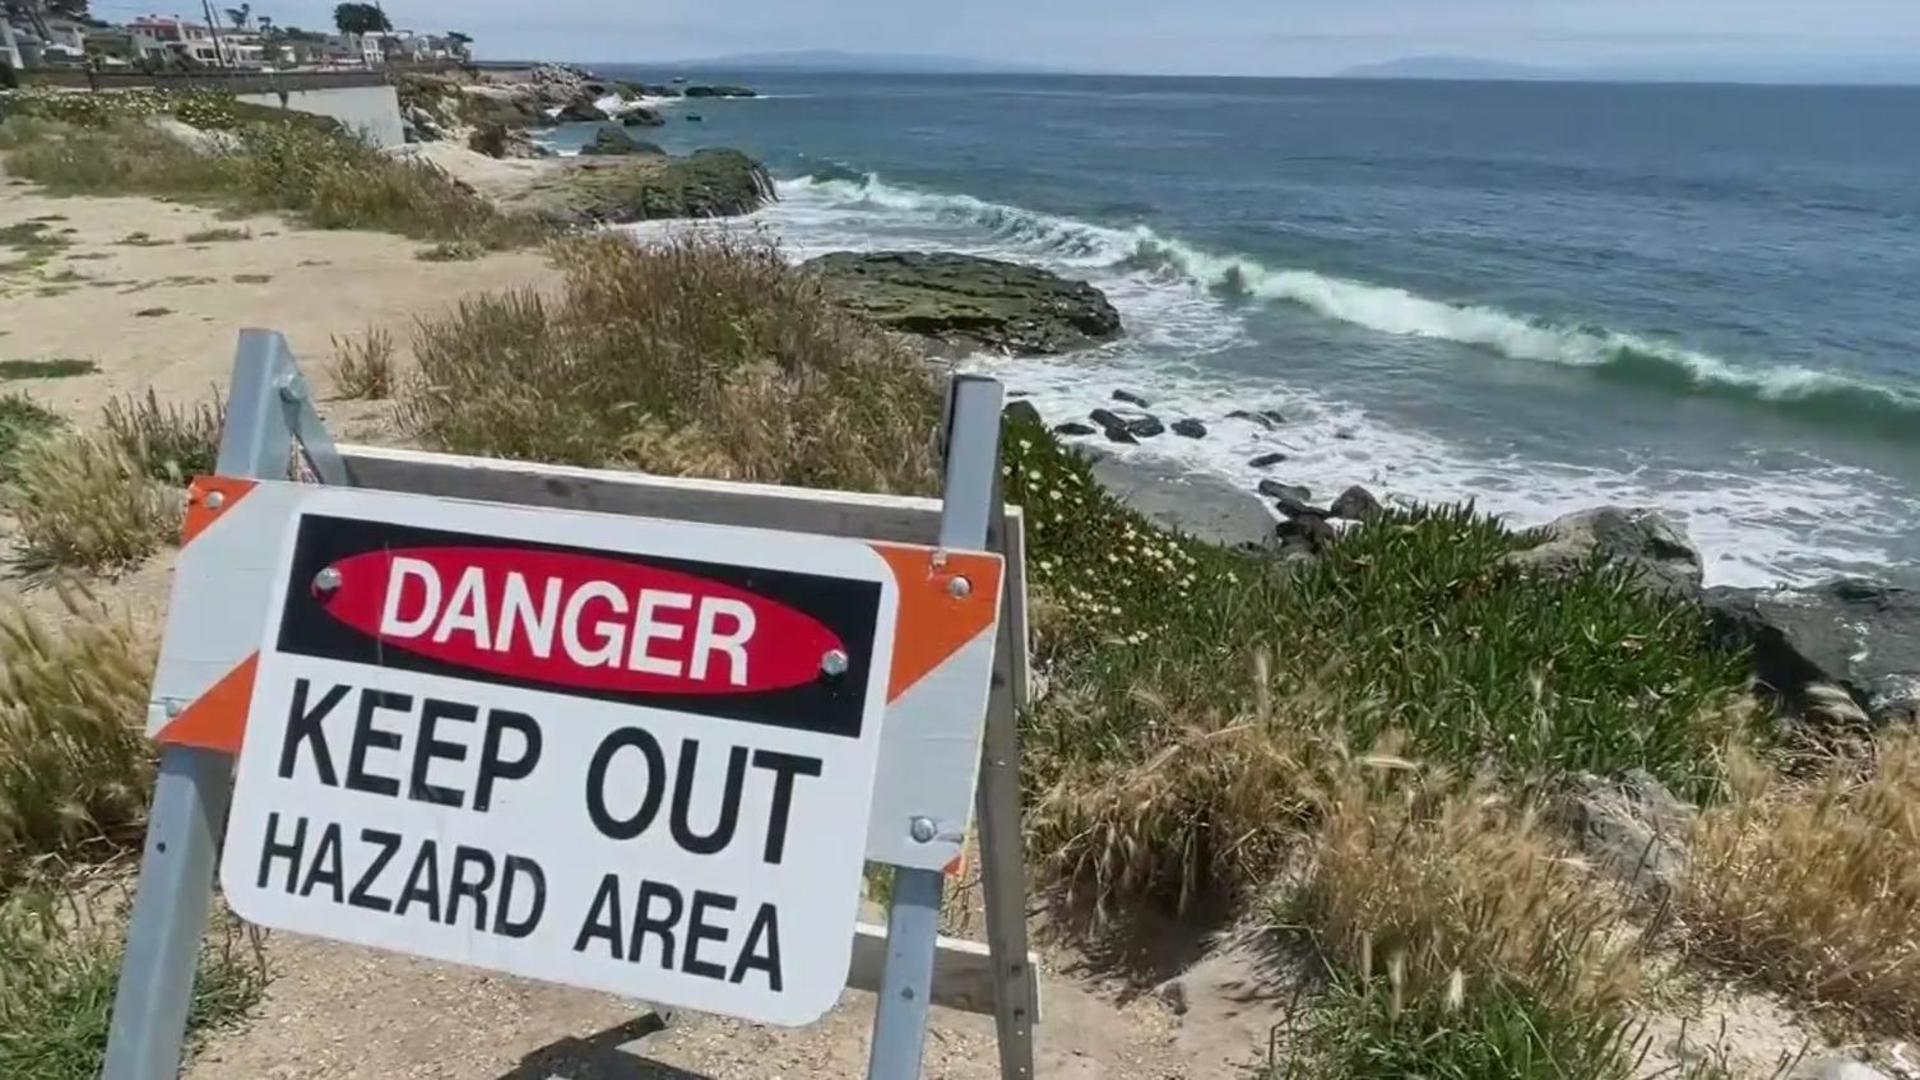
xmin=577 ymin=72 xmax=1920 ymax=586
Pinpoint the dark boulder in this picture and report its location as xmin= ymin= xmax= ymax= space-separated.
xmin=1089 ymin=408 xmax=1128 ymax=431
xmin=1559 ymin=770 xmax=1694 ymax=901
xmin=1228 ymin=408 xmax=1285 ymax=429
xmin=1126 ymin=416 xmax=1165 ymax=439
xmin=555 ymin=94 xmax=612 ymax=123
xmin=1277 ymin=514 xmax=1337 ymax=557
xmin=1329 ymin=484 xmax=1385 ymax=522
xmin=803 ymin=251 xmax=1123 ymax=357
xmin=685 ymin=84 xmax=758 ymax=98
xmin=578 ymin=126 xmax=663 ymax=156
xmin=1103 ymin=425 xmax=1139 ymax=445
xmin=621 ymin=106 xmax=666 ymax=127
xmin=1704 ymin=579 xmax=1920 ymax=725
xmin=1274 ymin=495 xmax=1328 ymax=521
xmin=1247 ymin=452 xmax=1288 ymax=469
xmin=1504 ymin=506 xmax=1703 ymax=598
xmin=467 ymin=122 xmax=549 ymax=159
xmin=1112 ymin=389 xmax=1151 ymax=408
xmin=685 ymin=114 xmax=704 ymax=123
xmin=1053 ymin=422 xmax=1097 ymax=437
xmin=1002 ymin=400 xmax=1044 ymax=428
xmin=1171 ymin=419 xmax=1207 ymax=438
xmin=1257 ymin=480 xmax=1310 ymax=503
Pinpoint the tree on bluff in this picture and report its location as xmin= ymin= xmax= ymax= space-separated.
xmin=332 ymin=2 xmax=389 ymax=34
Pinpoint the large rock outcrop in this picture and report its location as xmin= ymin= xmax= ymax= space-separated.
xmin=1504 ymin=506 xmax=1703 ymax=597
xmin=391 ymin=143 xmax=772 ymax=226
xmin=507 ymin=148 xmax=773 ymax=225
xmin=804 ymin=251 xmax=1122 ymax=356
xmin=577 ymin=126 xmax=664 ymax=157
xmin=1704 ymin=578 xmax=1920 ymax=725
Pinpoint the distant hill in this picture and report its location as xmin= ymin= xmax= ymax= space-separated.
xmin=1338 ymin=56 xmax=1560 ymax=81
xmin=661 ymin=50 xmax=1056 ymax=75
xmin=1340 ymin=53 xmax=1920 ymax=86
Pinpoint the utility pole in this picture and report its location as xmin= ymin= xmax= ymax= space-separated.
xmin=1 ymin=14 xmax=24 ymax=73
xmin=199 ymin=0 xmax=226 ymax=67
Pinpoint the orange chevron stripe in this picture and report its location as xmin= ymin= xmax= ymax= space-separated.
xmin=154 ymin=653 xmax=258 ymax=753
xmin=180 ymin=476 xmax=258 ymax=547
xmin=870 ymin=544 xmax=1003 ymax=703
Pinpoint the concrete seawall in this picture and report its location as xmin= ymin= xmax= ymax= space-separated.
xmin=235 ymin=84 xmax=405 ymax=148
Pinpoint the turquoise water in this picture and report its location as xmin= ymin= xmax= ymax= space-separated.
xmin=563 ymin=72 xmax=1920 ymax=587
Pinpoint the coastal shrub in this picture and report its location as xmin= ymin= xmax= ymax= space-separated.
xmin=1264 ymin=748 xmax=1655 ymax=1079
xmin=0 ymin=889 xmax=265 ymax=1080
xmin=0 ymin=359 xmax=97 ymax=381
xmin=100 ymin=389 xmax=223 ymax=482
xmin=403 ymin=233 xmax=943 ymax=494
xmin=3 ymin=432 xmax=184 ymax=574
xmin=0 ymin=115 xmax=542 ymax=249
xmin=329 ymin=326 xmax=395 ymax=399
xmin=0 ymin=598 xmax=154 ymax=890
xmin=1680 ymin=734 xmax=1920 ymax=1033
xmin=1010 ymin=416 xmax=1754 ymax=910
xmin=0 ymin=393 xmax=63 ymax=479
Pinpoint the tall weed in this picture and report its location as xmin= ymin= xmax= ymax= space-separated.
xmin=1271 ymin=746 xmax=1648 ymax=1079
xmin=100 ymin=389 xmax=223 ymax=482
xmin=1682 ymin=734 xmax=1920 ymax=1033
xmin=4 ymin=432 xmax=184 ymax=574
xmin=0 ymin=598 xmax=154 ymax=889
xmin=404 ymin=232 xmax=943 ymax=494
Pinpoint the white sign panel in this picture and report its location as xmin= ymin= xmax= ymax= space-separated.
xmin=219 ymin=489 xmax=898 ymax=1025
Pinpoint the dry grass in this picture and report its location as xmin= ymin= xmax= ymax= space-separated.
xmin=402 ymin=232 xmax=943 ymax=494
xmin=1681 ymin=733 xmax=1920 ymax=1033
xmin=1287 ymin=742 xmax=1643 ymax=1012
xmin=1 ymin=117 xmax=544 ymax=250
xmin=0 ymin=595 xmax=155 ymax=890
xmin=330 ymin=326 xmax=396 ymax=400
xmin=1271 ymin=743 xmax=1654 ymax=1078
xmin=100 ymin=389 xmax=223 ymax=482
xmin=1028 ymin=652 xmax=1325 ymax=917
xmin=3 ymin=432 xmax=184 ymax=574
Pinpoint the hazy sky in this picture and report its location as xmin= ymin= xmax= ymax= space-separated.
xmin=91 ymin=0 xmax=1920 ymax=74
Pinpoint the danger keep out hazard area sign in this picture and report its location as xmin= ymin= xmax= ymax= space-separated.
xmin=213 ymin=488 xmax=999 ymax=1026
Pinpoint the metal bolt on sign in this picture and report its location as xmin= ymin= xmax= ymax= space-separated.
xmin=947 ymin=575 xmax=973 ymax=599
xmin=203 ymin=490 xmax=225 ymax=510
xmin=311 ymin=566 xmax=342 ymax=595
xmin=909 ymin=817 xmax=937 ymax=843
xmin=821 ymin=648 xmax=850 ymax=676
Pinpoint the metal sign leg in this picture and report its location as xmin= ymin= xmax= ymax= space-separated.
xmin=867 ymin=375 xmax=1004 ymax=1080
xmin=102 ymin=747 xmax=234 ymax=1079
xmin=975 ymin=605 xmax=1036 ymax=1076
xmin=104 ymin=330 xmax=315 ymax=1079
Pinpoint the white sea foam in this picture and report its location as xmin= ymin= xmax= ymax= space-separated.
xmin=629 ymin=171 xmax=1920 ymax=586
xmin=780 ymin=174 xmax=1920 ymax=419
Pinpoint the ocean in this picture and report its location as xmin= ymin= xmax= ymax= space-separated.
xmin=569 ymin=71 xmax=1920 ymax=588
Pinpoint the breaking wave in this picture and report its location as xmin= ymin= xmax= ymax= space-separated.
xmin=781 ymin=171 xmax=1920 ymax=436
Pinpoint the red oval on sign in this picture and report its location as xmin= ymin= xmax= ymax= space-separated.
xmin=315 ymin=546 xmax=845 ymax=697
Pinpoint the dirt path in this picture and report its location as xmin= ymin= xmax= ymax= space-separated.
xmin=0 ymin=182 xmax=550 ymax=424
xmin=181 ymin=924 xmax=1286 ymax=1080
xmin=0 ymin=182 xmax=550 ymax=625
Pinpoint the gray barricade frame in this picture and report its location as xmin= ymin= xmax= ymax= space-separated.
xmin=103 ymin=329 xmax=1036 ymax=1080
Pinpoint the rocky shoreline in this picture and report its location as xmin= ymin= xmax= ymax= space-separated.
xmin=1031 ymin=375 xmax=1920 ymax=730
xmin=386 ymin=64 xmax=776 ymax=224
xmin=382 ymin=64 xmax=1920 ymax=732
